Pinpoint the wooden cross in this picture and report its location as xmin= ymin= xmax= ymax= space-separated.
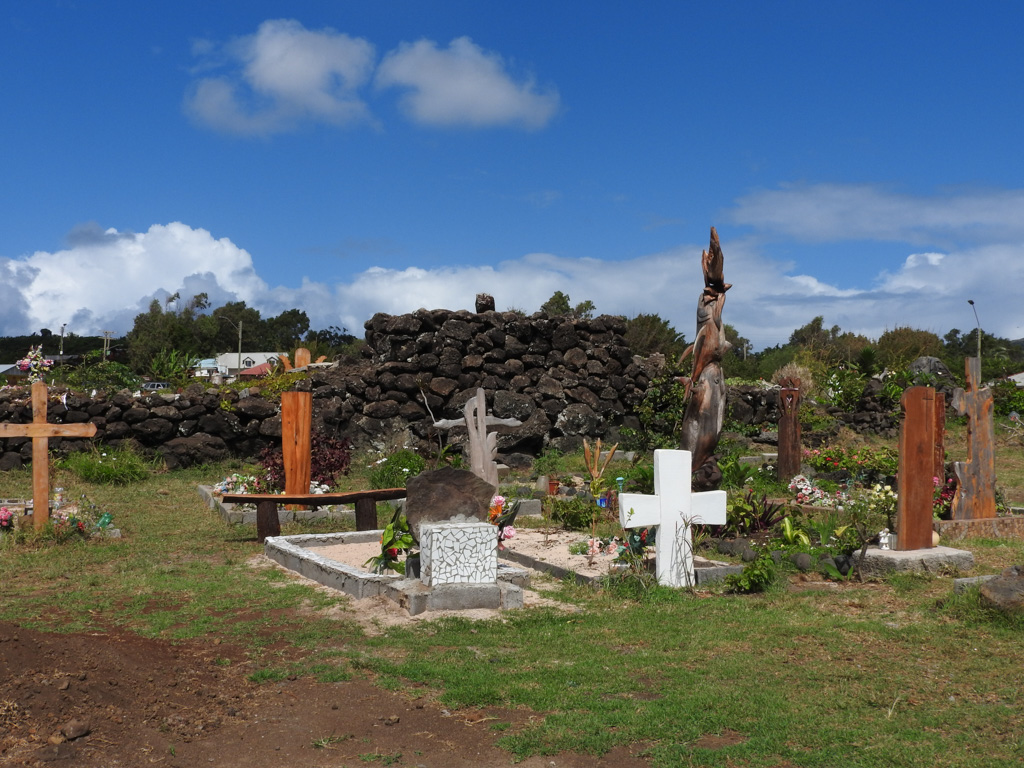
xmin=432 ymin=388 xmax=521 ymax=488
xmin=951 ymin=357 xmax=996 ymax=519
xmin=0 ymin=381 xmax=97 ymax=529
xmin=618 ymin=449 xmax=727 ymax=587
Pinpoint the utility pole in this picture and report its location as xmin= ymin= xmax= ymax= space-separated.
xmin=102 ymin=331 xmax=115 ymax=358
xmin=59 ymin=323 xmax=66 ymax=357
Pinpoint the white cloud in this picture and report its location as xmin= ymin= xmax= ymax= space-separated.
xmin=185 ymin=19 xmax=375 ymax=136
xmin=376 ymin=36 xmax=560 ymax=129
xmin=185 ymin=23 xmax=560 ymax=135
xmin=731 ymin=183 xmax=1024 ymax=245
xmin=6 ymin=211 xmax=1024 ymax=354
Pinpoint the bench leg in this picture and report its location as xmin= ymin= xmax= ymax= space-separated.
xmin=256 ymin=500 xmax=281 ymax=542
xmin=355 ymin=497 xmax=377 ymax=531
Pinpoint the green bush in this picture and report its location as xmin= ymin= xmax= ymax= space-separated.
xmin=58 ymin=445 xmax=153 ymax=485
xmin=369 ymin=450 xmax=426 ymax=489
xmin=725 ymin=551 xmax=781 ymax=593
xmin=550 ymin=496 xmax=598 ymax=530
xmin=992 ymin=380 xmax=1024 ymax=417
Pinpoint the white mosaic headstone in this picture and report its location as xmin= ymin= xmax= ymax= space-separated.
xmin=419 ymin=522 xmax=498 ymax=586
xmin=619 ymin=449 xmax=727 ymax=587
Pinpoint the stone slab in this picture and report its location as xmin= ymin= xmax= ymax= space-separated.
xmin=263 ymin=530 xmax=526 ymax=615
xmin=954 ymin=575 xmax=998 ymax=594
xmin=935 ymin=516 xmax=1024 ymax=542
xmin=855 ymin=545 xmax=974 ymax=579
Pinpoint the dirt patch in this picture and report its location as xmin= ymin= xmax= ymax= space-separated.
xmin=0 ymin=621 xmax=649 ymax=767
xmin=691 ymin=728 xmax=747 ymax=750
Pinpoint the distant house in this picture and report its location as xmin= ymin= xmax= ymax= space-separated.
xmin=193 ymin=358 xmax=228 ymax=379
xmin=1009 ymin=371 xmax=1024 ymax=387
xmin=214 ymin=352 xmax=280 ymax=377
xmin=238 ymin=361 xmax=275 ymax=379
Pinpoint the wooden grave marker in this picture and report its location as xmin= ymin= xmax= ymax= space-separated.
xmin=432 ymin=388 xmax=521 ymax=489
xmin=777 ymin=377 xmax=802 ymax=481
xmin=951 ymin=357 xmax=996 ymax=520
xmin=896 ymin=386 xmax=938 ymax=550
xmin=0 ymin=381 xmax=97 ymax=529
xmin=280 ymin=390 xmax=312 ymax=520
xmin=618 ymin=449 xmax=727 ymax=587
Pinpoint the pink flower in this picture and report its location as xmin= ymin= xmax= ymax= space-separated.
xmin=500 ymin=525 xmax=516 ymax=541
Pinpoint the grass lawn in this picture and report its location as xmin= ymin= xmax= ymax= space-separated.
xmin=1 ymin=440 xmax=1023 ymax=767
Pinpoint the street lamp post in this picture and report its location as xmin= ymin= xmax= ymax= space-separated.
xmin=217 ymin=317 xmax=243 ymax=376
xmin=59 ymin=323 xmax=66 ymax=357
xmin=968 ymin=299 xmax=981 ymax=362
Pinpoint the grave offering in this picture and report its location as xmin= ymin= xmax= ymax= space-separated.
xmin=951 ymin=357 xmax=996 ymax=520
xmin=896 ymin=386 xmax=939 ymax=550
xmin=777 ymin=377 xmax=801 ymax=480
xmin=679 ymin=227 xmax=731 ymax=475
xmin=0 ymin=381 xmax=96 ymax=529
xmin=618 ymin=449 xmax=727 ymax=587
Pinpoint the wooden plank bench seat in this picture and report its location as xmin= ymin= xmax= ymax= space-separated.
xmin=220 ymin=488 xmax=407 ymax=541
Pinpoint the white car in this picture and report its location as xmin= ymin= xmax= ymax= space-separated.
xmin=142 ymin=382 xmax=170 ymax=391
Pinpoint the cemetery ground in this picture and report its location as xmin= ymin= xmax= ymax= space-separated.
xmin=1 ymin=431 xmax=1024 ymax=767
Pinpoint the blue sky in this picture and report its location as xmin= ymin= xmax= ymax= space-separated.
xmin=3 ymin=1 xmax=1023 ymax=351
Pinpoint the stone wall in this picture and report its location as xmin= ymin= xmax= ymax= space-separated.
xmin=0 ymin=310 xmax=662 ymax=470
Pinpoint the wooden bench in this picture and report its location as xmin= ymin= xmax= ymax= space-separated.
xmin=219 ymin=488 xmax=407 ymax=542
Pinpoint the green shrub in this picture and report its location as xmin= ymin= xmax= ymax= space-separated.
xmin=550 ymin=496 xmax=598 ymax=530
xmin=992 ymin=380 xmax=1024 ymax=417
xmin=369 ymin=450 xmax=426 ymax=489
xmin=58 ymin=445 xmax=153 ymax=485
xmin=725 ymin=551 xmax=781 ymax=593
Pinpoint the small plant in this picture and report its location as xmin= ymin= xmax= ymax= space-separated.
xmin=789 ymin=474 xmax=844 ymax=508
xmin=724 ymin=489 xmax=786 ymax=536
xmin=364 ymin=506 xmax=415 ymax=575
xmin=312 ymin=734 xmax=352 ymax=749
xmin=725 ymin=550 xmax=780 ymax=593
xmin=718 ymin=453 xmax=756 ymax=490
xmin=806 ymin=509 xmax=851 ymax=549
xmin=368 ymin=449 xmax=426 ymax=489
xmin=550 ymin=496 xmax=598 ymax=531
xmin=533 ymin=447 xmax=566 ymax=478
xmin=779 ymin=516 xmax=810 ymax=547
xmin=58 ymin=445 xmax=153 ymax=485
xmin=0 ymin=506 xmax=15 ymax=533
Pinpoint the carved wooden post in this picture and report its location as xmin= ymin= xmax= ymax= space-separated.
xmin=896 ymin=386 xmax=938 ymax=550
xmin=678 ymin=227 xmax=732 ymax=474
xmin=464 ymin=389 xmax=499 ymax=489
xmin=951 ymin=357 xmax=996 ymax=519
xmin=0 ymin=382 xmax=97 ymax=529
xmin=281 ymin=391 xmax=312 ymax=511
xmin=777 ymin=378 xmax=802 ymax=481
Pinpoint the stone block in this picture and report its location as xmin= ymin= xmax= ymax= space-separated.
xmin=855 ymin=546 xmax=974 ymax=579
xmin=420 ymin=522 xmax=498 ymax=586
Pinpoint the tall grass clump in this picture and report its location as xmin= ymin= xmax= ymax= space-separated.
xmin=58 ymin=445 xmax=154 ymax=485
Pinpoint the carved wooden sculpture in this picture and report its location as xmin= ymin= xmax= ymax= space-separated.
xmin=777 ymin=378 xmax=802 ymax=480
xmin=678 ymin=227 xmax=732 ymax=474
xmin=952 ymin=357 xmax=996 ymax=519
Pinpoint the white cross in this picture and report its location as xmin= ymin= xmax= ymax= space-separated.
xmin=619 ymin=449 xmax=727 ymax=587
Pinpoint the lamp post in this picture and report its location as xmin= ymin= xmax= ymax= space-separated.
xmin=967 ymin=299 xmax=981 ymax=362
xmin=218 ymin=316 xmax=243 ymax=376
xmin=59 ymin=323 xmax=66 ymax=357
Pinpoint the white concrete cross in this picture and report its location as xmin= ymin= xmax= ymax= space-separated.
xmin=619 ymin=449 xmax=727 ymax=587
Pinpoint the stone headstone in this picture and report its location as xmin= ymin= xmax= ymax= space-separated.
xmin=979 ymin=565 xmax=1024 ymax=615
xmin=403 ymin=467 xmax=495 ymax=539
xmin=420 ymin=522 xmax=497 ymax=586
xmin=951 ymin=357 xmax=996 ymax=520
xmin=896 ymin=386 xmax=938 ymax=550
